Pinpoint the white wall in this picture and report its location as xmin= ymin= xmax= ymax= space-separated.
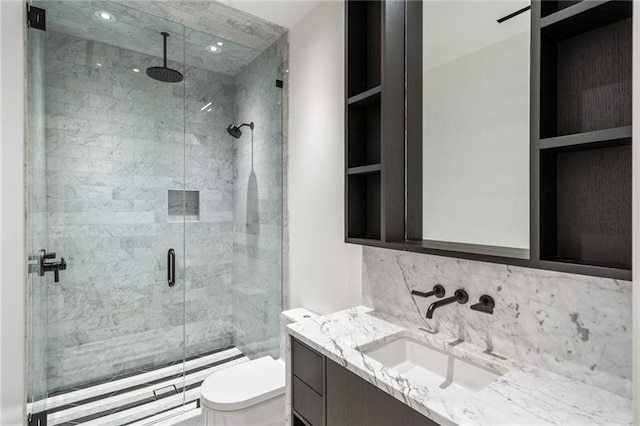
xmin=288 ymin=0 xmax=362 ymax=314
xmin=0 ymin=0 xmax=26 ymax=424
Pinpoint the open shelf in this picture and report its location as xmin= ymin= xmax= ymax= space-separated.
xmin=347 ymin=102 xmax=381 ymax=168
xmin=538 ymin=126 xmax=631 ymax=150
xmin=346 ymin=0 xmax=382 ymax=97
xmin=541 ymin=257 xmax=631 ymax=271
xmin=539 ymin=4 xmax=632 ymax=138
xmin=539 ymin=142 xmax=631 ymax=270
xmin=347 ymin=85 xmax=381 ymax=106
xmin=541 ymin=1 xmax=631 ymax=32
xmin=345 ymin=0 xmax=405 ymax=245
xmin=541 ymin=1 xmax=583 ymax=18
xmin=347 ymin=173 xmax=381 ymax=240
xmin=347 ymin=164 xmax=381 ymax=175
xmin=532 ymin=0 xmax=633 ymax=278
xmin=293 ymin=412 xmax=313 ymax=426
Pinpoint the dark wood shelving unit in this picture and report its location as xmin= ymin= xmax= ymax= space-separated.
xmin=532 ymin=0 xmax=633 ymax=280
xmin=345 ymin=0 xmax=405 ymax=244
xmin=342 ymin=0 xmax=632 ymax=280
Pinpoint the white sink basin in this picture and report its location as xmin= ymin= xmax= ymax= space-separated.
xmin=362 ymin=337 xmax=502 ymax=402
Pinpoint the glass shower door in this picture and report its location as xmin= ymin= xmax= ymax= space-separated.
xmin=25 ymin=19 xmax=50 ymax=423
xmin=25 ymin=1 xmax=188 ymax=423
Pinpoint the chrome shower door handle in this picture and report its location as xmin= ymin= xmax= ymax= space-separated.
xmin=167 ymin=248 xmax=175 ymax=287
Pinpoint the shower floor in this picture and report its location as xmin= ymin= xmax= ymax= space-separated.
xmin=30 ymin=346 xmax=247 ymax=425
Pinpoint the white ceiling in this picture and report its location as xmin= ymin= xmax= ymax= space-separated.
xmin=218 ymin=0 xmax=322 ymax=29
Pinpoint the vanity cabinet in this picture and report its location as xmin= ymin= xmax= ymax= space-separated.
xmin=291 ymin=337 xmax=437 ymax=426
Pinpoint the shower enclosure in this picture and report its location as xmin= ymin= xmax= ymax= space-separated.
xmin=25 ymin=1 xmax=286 ymax=423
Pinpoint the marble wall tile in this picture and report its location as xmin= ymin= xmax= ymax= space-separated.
xmin=118 ymin=0 xmax=286 ymax=53
xmin=362 ymin=246 xmax=632 ymax=398
xmin=31 ymin=0 xmax=288 ymax=391
xmin=231 ymin=36 xmax=286 ymax=359
xmin=42 ymin=31 xmax=236 ymax=391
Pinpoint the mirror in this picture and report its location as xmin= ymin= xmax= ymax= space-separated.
xmin=421 ymin=1 xmax=531 ymax=258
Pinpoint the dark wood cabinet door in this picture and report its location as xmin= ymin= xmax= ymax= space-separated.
xmin=325 ymin=359 xmax=439 ymax=426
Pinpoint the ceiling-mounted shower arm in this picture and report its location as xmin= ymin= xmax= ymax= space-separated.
xmin=161 ymin=32 xmax=169 ymax=68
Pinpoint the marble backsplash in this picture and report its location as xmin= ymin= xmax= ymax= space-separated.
xmin=361 ymin=246 xmax=632 ymax=398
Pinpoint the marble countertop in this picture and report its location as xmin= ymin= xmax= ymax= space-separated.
xmin=287 ymin=306 xmax=632 ymax=426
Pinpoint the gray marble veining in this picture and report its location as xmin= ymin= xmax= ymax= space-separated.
xmin=27 ymin=0 xmax=287 ymax=395
xmin=39 ymin=28 xmax=238 ymax=391
xmin=287 ymin=307 xmax=632 ymax=426
xmin=232 ymin=35 xmax=286 ymax=359
xmin=362 ymin=247 xmax=632 ymax=398
xmin=120 ymin=0 xmax=286 ymax=52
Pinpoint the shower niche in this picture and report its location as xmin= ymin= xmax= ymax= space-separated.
xmin=168 ymin=190 xmax=200 ymax=222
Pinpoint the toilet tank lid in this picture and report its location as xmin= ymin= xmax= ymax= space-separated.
xmin=200 ymin=356 xmax=285 ymax=411
xmin=281 ymin=308 xmax=318 ymax=323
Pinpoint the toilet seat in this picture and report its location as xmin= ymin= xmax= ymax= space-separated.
xmin=200 ymin=356 xmax=285 ymax=412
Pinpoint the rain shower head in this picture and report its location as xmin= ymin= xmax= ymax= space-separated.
xmin=147 ymin=32 xmax=183 ymax=83
xmin=227 ymin=122 xmax=254 ymax=139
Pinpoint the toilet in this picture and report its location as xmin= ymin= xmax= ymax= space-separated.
xmin=200 ymin=308 xmax=317 ymax=425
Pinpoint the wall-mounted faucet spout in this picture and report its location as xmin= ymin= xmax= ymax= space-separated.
xmin=426 ymin=289 xmax=468 ymax=319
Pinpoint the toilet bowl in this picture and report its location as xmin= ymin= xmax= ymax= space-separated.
xmin=200 ymin=308 xmax=317 ymax=425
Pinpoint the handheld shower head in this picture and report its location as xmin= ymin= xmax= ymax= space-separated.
xmin=226 ymin=122 xmax=254 ymax=139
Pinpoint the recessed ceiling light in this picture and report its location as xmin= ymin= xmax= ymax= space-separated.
xmin=217 ymin=42 xmax=224 ymax=46
xmin=96 ymin=63 xmax=103 ymax=67
xmin=200 ymin=102 xmax=212 ymax=111
xmin=133 ymin=68 xmax=140 ymax=73
xmin=207 ymin=108 xmax=212 ymax=112
xmin=206 ymin=44 xmax=219 ymax=53
xmin=95 ymin=11 xmax=116 ymax=21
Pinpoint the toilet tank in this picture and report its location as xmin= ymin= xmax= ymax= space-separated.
xmin=279 ymin=308 xmax=317 ymax=360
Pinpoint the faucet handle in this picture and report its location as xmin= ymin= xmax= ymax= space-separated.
xmin=411 ymin=285 xmax=445 ymax=299
xmin=470 ymin=295 xmax=495 ymax=315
